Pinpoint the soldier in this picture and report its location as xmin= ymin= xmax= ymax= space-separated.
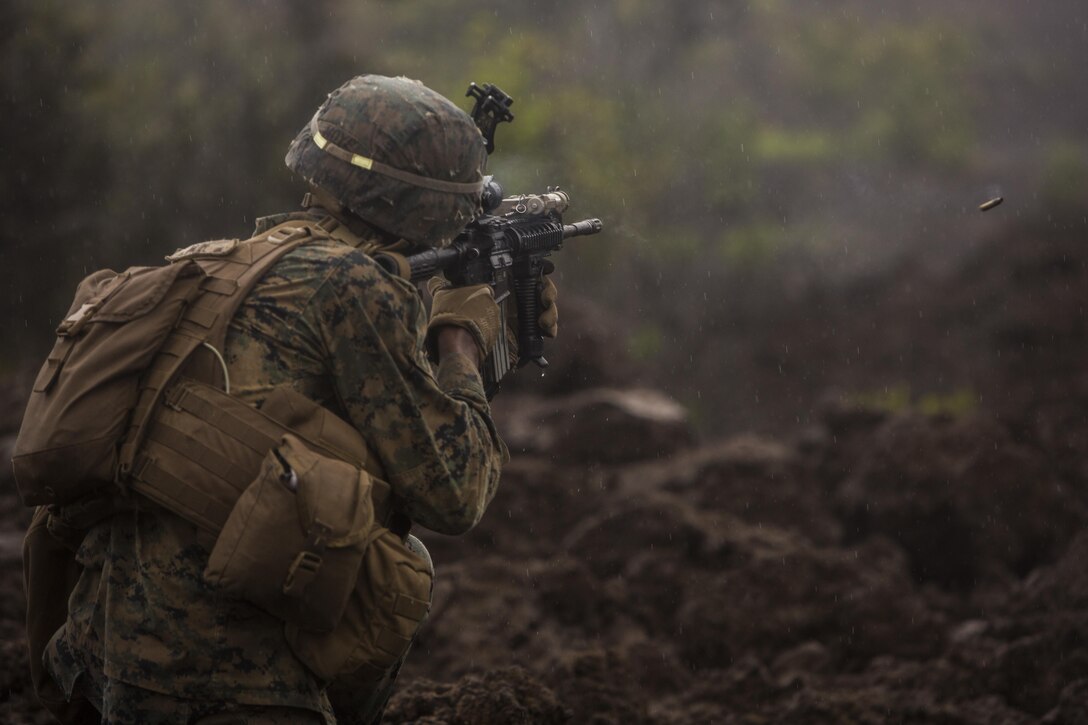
xmin=36 ymin=75 xmax=554 ymax=723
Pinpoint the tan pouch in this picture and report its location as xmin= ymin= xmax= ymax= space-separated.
xmin=22 ymin=507 xmax=98 ymax=723
xmin=285 ymin=528 xmax=433 ymax=682
xmin=204 ymin=433 xmax=374 ymax=632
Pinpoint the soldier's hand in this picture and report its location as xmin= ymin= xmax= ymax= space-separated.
xmin=427 ymin=278 xmax=500 ymax=361
xmin=538 ymin=273 xmax=558 ymax=339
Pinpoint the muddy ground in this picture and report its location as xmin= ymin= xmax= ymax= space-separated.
xmin=2 ymin=215 xmax=1087 ymax=722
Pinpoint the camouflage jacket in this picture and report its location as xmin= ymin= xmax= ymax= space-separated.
xmin=45 ymin=211 xmax=507 ymax=715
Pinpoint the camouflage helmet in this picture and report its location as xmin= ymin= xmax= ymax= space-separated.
xmin=285 ymin=75 xmax=487 ymax=248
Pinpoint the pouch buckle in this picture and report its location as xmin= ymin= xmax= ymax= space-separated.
xmin=282 ymin=522 xmax=331 ymax=597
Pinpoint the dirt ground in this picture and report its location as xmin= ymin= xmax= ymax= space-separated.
xmin=2 ymin=216 xmax=1086 ymax=722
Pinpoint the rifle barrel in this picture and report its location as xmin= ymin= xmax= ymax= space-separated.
xmin=562 ymin=218 xmax=603 ymax=238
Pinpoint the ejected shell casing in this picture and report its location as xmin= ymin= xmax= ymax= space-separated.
xmin=979 ymin=197 xmax=1003 ymax=211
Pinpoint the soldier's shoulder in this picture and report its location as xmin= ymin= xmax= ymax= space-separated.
xmin=303 ymin=236 xmax=410 ymax=284
xmin=165 ymin=238 xmax=240 ymax=263
xmin=286 ymin=237 xmax=383 ymax=280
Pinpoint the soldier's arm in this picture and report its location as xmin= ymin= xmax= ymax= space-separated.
xmin=316 ymin=250 xmax=507 ymax=535
xmin=435 ymin=327 xmax=480 ymax=368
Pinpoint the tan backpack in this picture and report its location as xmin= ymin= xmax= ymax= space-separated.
xmin=12 ymin=259 xmax=207 ymax=505
xmin=11 ymin=224 xmax=314 ymax=506
xmin=19 ymin=221 xmax=433 ymax=697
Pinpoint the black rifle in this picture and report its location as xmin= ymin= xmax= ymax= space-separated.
xmin=376 ymin=83 xmax=603 ymax=394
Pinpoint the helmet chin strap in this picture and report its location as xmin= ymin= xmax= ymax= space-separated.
xmin=302 ymin=185 xmax=347 ymax=215
xmin=302 ymin=186 xmax=404 ymax=252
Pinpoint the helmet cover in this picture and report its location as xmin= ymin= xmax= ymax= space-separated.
xmin=286 ymin=75 xmax=487 ymax=248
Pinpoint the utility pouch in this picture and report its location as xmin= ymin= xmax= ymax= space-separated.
xmin=22 ymin=507 xmax=98 ymax=723
xmin=204 ymin=433 xmax=374 ymax=632
xmin=285 ymin=526 xmax=433 ymax=682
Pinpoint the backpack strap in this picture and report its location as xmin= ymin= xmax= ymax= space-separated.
xmin=121 ymin=220 xmax=403 ymax=538
xmin=116 ymin=222 xmax=318 ymax=479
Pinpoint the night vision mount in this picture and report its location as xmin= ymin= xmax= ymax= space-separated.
xmin=467 ymin=82 xmax=514 ymax=154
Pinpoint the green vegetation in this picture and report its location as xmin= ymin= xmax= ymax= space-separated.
xmin=845 ymin=384 xmax=978 ymax=418
xmin=1041 ymin=140 xmax=1088 ymax=215
xmin=627 ymin=323 xmax=664 ymax=362
xmin=917 ymin=388 xmax=978 ymax=418
xmin=719 ymin=222 xmax=788 ymax=266
xmin=779 ymin=14 xmax=976 ymax=167
xmin=3 ymin=0 xmax=1084 ymax=389
xmin=846 ymin=383 xmax=913 ymax=413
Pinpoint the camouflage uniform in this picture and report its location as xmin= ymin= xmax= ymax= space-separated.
xmin=44 ymin=210 xmax=507 ymax=724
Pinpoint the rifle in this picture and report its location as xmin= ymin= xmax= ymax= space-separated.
xmin=375 ymin=83 xmax=603 ymax=394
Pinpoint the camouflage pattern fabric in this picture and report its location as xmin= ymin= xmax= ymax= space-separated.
xmin=286 ymin=75 xmax=487 ymax=249
xmin=49 ymin=651 xmax=328 ymax=724
xmin=44 ymin=211 xmax=507 ymax=722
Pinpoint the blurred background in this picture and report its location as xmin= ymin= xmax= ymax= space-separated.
xmin=4 ymin=0 xmax=1086 ymax=437
xmin=4 ymin=2 xmax=1088 ymax=722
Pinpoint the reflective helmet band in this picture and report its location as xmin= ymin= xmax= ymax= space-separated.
xmin=309 ymin=115 xmax=484 ymax=195
xmin=312 ymin=128 xmax=374 ymax=170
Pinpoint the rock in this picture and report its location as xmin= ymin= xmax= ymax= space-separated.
xmin=772 ymin=641 xmax=833 ymax=676
xmin=626 ymin=433 xmax=841 ymax=545
xmin=495 ymin=387 xmax=695 ymax=464
xmin=950 ymin=620 xmax=990 ymax=644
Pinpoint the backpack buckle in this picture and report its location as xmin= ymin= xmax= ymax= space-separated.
xmin=163 ymin=384 xmax=190 ymax=412
xmin=57 ymin=303 xmax=96 ymax=336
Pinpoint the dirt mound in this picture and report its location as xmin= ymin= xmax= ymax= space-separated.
xmin=384 ymin=667 xmax=571 ymax=725
xmin=400 ymin=391 xmax=1088 ymax=721
xmin=494 ymin=387 xmax=695 ymax=464
xmin=834 ymin=412 xmax=1086 ymax=588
